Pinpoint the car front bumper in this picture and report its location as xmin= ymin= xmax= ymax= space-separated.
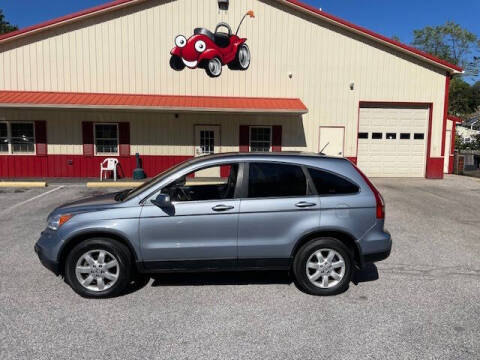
xmin=35 ymin=229 xmax=62 ymax=276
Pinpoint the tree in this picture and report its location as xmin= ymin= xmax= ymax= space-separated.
xmin=0 ymin=9 xmax=17 ymax=35
xmin=449 ymin=77 xmax=479 ymax=116
xmin=412 ymin=22 xmax=480 ymax=79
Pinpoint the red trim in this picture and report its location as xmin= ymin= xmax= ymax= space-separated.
xmin=318 ymin=126 xmax=345 ymax=156
xmin=284 ymin=0 xmax=462 ymax=73
xmin=34 ymin=121 xmax=47 ymax=157
xmin=448 ymin=120 xmax=457 ymax=174
xmin=346 ymin=157 xmax=357 ymax=165
xmin=272 ymin=125 xmax=282 ymax=152
xmin=0 ymin=90 xmax=307 ymax=113
xmin=441 ymin=75 xmax=451 ymax=157
xmin=447 ymin=115 xmax=463 ymax=123
xmin=0 ymin=154 xmax=192 ymax=178
xmin=357 ymin=101 xmax=440 ymax=179
xmin=118 ymin=122 xmax=130 ymax=157
xmin=0 ymin=0 xmax=138 ymax=42
xmin=239 ymin=125 xmax=250 ymax=152
xmin=82 ymin=122 xmax=94 ymax=157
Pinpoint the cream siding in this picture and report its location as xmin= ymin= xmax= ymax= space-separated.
xmin=0 ymin=0 xmax=447 ymax=158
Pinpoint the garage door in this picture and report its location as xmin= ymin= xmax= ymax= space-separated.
xmin=357 ymin=106 xmax=429 ymax=177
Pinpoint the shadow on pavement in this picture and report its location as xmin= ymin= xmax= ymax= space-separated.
xmin=150 ymin=270 xmax=292 ymax=287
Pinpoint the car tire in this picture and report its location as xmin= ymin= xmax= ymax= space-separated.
xmin=205 ymin=57 xmax=223 ymax=77
xmin=170 ymin=55 xmax=185 ymax=71
xmin=293 ymin=237 xmax=352 ymax=296
xmin=229 ymin=43 xmax=251 ymax=71
xmin=65 ymin=238 xmax=132 ymax=298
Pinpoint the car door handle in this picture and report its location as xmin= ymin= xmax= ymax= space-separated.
xmin=212 ymin=204 xmax=235 ymax=212
xmin=295 ymin=201 xmax=317 ymax=208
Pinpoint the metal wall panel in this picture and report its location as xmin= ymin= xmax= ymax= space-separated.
xmin=0 ymin=0 xmax=447 ymax=158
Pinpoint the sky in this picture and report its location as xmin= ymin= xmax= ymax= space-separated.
xmin=2 ymin=0 xmax=480 ymax=45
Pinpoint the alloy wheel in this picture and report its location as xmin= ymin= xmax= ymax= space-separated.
xmin=75 ymin=249 xmax=120 ymax=292
xmin=305 ymin=249 xmax=346 ymax=288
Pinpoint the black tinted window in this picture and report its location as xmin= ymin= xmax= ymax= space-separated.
xmin=248 ymin=163 xmax=307 ymax=198
xmin=308 ymin=168 xmax=359 ymax=195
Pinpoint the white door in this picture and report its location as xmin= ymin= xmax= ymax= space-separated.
xmin=444 ymin=129 xmax=452 ymax=173
xmin=194 ymin=125 xmax=220 ymax=177
xmin=357 ymin=106 xmax=429 ymax=177
xmin=319 ymin=127 xmax=344 ymax=157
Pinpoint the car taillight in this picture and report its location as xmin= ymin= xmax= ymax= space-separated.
xmin=351 ymin=163 xmax=385 ymax=219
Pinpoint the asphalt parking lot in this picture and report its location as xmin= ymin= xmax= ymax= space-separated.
xmin=1 ymin=176 xmax=479 ymax=359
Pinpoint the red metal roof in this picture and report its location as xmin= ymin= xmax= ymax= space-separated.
xmin=0 ymin=91 xmax=308 ymax=113
xmin=0 ymin=0 xmax=462 ymax=73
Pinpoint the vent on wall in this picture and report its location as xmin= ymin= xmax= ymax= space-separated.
xmin=218 ymin=0 xmax=229 ymax=11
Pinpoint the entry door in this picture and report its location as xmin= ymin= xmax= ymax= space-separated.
xmin=444 ymin=130 xmax=452 ymax=173
xmin=319 ymin=127 xmax=344 ymax=157
xmin=195 ymin=125 xmax=220 ymax=177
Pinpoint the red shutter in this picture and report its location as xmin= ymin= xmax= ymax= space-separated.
xmin=272 ymin=125 xmax=282 ymax=152
xmin=34 ymin=121 xmax=47 ymax=156
xmin=82 ymin=122 xmax=94 ymax=157
xmin=239 ymin=125 xmax=250 ymax=152
xmin=118 ymin=122 xmax=130 ymax=157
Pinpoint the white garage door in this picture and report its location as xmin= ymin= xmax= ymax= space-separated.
xmin=357 ymin=106 xmax=429 ymax=177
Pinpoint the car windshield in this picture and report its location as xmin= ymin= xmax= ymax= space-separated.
xmin=117 ymin=158 xmax=194 ymax=202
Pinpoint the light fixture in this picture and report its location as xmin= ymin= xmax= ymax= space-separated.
xmin=218 ymin=0 xmax=229 ymax=10
xmin=350 ymin=82 xmax=355 ymax=90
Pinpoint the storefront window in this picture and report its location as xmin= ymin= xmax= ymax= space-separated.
xmin=250 ymin=127 xmax=271 ymax=152
xmin=11 ymin=123 xmax=35 ymax=153
xmin=0 ymin=123 xmax=8 ymax=153
xmin=95 ymin=124 xmax=118 ymax=154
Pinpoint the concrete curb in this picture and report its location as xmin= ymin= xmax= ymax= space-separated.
xmin=0 ymin=182 xmax=47 ymax=188
xmin=86 ymin=182 xmax=144 ymax=188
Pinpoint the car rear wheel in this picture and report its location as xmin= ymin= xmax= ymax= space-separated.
xmin=65 ymin=238 xmax=132 ymax=298
xmin=205 ymin=57 xmax=222 ymax=77
xmin=228 ymin=44 xmax=251 ymax=70
xmin=293 ymin=237 xmax=352 ymax=296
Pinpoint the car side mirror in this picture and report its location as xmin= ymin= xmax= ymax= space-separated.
xmin=151 ymin=193 xmax=171 ymax=208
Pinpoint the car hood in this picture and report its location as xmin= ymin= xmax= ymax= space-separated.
xmin=49 ymin=192 xmax=122 ymax=218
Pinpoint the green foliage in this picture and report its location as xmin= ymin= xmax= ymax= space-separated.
xmin=449 ymin=78 xmax=480 ymax=116
xmin=412 ymin=22 xmax=480 ymax=78
xmin=456 ymin=133 xmax=480 ymax=151
xmin=0 ymin=9 xmax=17 ymax=35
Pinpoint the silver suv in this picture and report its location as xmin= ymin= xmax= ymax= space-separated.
xmin=35 ymin=153 xmax=391 ymax=298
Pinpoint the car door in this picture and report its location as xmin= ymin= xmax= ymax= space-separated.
xmin=139 ymin=163 xmax=241 ymax=270
xmin=237 ymin=162 xmax=321 ymax=263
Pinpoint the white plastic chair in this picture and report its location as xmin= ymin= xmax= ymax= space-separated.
xmin=100 ymin=158 xmax=119 ymax=181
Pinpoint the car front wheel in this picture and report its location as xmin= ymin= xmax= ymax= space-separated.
xmin=65 ymin=238 xmax=132 ymax=298
xmin=293 ymin=237 xmax=352 ymax=296
xmin=205 ymin=57 xmax=223 ymax=77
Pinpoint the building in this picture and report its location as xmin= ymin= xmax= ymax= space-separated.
xmin=0 ymin=0 xmax=463 ymax=179
xmin=457 ymin=125 xmax=480 ymax=144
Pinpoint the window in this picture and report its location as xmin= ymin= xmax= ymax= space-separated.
xmin=0 ymin=122 xmax=35 ymax=154
xmin=199 ymin=130 xmax=215 ymax=155
xmin=95 ymin=124 xmax=118 ymax=154
xmin=11 ymin=123 xmax=35 ymax=153
xmin=414 ymin=133 xmax=425 ymax=140
xmin=161 ymin=164 xmax=238 ymax=202
xmin=358 ymin=132 xmax=368 ymax=139
xmin=308 ymin=168 xmax=359 ymax=195
xmin=248 ymin=163 xmax=307 ymax=198
xmin=386 ymin=133 xmax=397 ymax=140
xmin=0 ymin=123 xmax=7 ymax=153
xmin=372 ymin=132 xmax=383 ymax=139
xmin=400 ymin=133 xmax=411 ymax=140
xmin=250 ymin=127 xmax=271 ymax=152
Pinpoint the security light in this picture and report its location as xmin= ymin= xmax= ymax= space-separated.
xmin=218 ymin=0 xmax=229 ymax=10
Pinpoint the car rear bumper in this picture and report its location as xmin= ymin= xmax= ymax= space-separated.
xmin=360 ymin=229 xmax=392 ymax=266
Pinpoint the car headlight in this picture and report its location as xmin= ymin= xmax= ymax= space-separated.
xmin=47 ymin=214 xmax=73 ymax=231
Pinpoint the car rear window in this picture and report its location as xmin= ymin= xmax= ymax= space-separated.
xmin=308 ymin=168 xmax=359 ymax=195
xmin=248 ymin=163 xmax=307 ymax=198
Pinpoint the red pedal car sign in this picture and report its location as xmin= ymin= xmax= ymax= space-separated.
xmin=170 ymin=11 xmax=255 ymax=78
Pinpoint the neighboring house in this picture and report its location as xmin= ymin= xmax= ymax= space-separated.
xmin=0 ymin=0 xmax=463 ymax=179
xmin=457 ymin=125 xmax=480 ymax=144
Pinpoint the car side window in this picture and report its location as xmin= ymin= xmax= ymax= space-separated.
xmin=308 ymin=168 xmax=359 ymax=195
xmin=248 ymin=163 xmax=307 ymax=198
xmin=160 ymin=163 xmax=239 ymax=202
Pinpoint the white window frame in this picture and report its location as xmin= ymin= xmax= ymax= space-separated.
xmin=94 ymin=123 xmax=119 ymax=156
xmin=0 ymin=121 xmax=36 ymax=155
xmin=249 ymin=126 xmax=272 ymax=152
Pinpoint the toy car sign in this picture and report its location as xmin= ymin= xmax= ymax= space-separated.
xmin=170 ymin=11 xmax=254 ymax=78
